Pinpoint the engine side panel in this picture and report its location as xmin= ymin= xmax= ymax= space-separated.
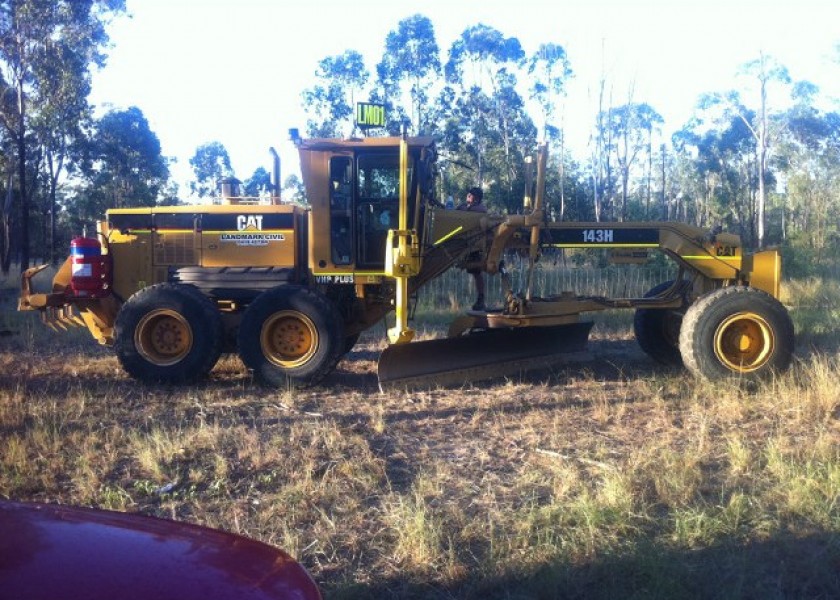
xmin=105 ymin=205 xmax=303 ymax=302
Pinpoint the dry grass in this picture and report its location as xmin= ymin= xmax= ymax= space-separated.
xmin=1 ymin=273 xmax=839 ymax=599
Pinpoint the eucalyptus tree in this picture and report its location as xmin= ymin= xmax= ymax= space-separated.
xmin=31 ymin=52 xmax=92 ymax=263
xmin=375 ymin=14 xmax=441 ymax=135
xmin=302 ymin=50 xmax=369 ymax=138
xmin=703 ymin=54 xmax=791 ymax=247
xmin=774 ymin=85 xmax=840 ymax=270
xmin=0 ymin=0 xmax=125 ymax=270
xmin=528 ymin=43 xmax=572 ymax=142
xmin=443 ymin=24 xmax=532 ymax=211
xmin=605 ymin=102 xmax=663 ymax=220
xmin=189 ymin=141 xmax=232 ymax=198
xmin=528 ymin=43 xmax=572 ymax=219
xmin=587 ymin=70 xmax=614 ymax=223
xmin=281 ymin=174 xmax=307 ymax=206
xmin=0 ymin=154 xmax=9 ymax=272
xmin=243 ymin=166 xmax=271 ymax=198
xmin=738 ymin=54 xmax=791 ymax=247
xmin=672 ymin=104 xmax=756 ymax=236
xmin=656 ymin=142 xmax=682 ymax=221
xmin=74 ymin=106 xmax=169 ymax=226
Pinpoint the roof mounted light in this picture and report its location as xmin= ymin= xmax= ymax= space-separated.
xmin=288 ymin=128 xmax=301 ymax=145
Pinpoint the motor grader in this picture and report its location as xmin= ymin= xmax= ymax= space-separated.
xmin=19 ymin=134 xmax=794 ymax=389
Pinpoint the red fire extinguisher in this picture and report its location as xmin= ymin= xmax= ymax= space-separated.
xmin=69 ymin=237 xmax=111 ymax=298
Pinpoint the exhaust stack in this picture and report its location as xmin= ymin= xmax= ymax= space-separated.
xmin=269 ymin=147 xmax=281 ymax=204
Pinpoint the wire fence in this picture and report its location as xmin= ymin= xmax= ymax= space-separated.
xmin=415 ymin=262 xmax=679 ymax=312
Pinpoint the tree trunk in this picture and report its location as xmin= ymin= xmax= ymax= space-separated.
xmin=660 ymin=144 xmax=667 ymax=220
xmin=559 ymin=130 xmax=566 ymax=221
xmin=16 ymin=78 xmax=29 ymax=270
xmin=0 ymin=181 xmax=11 ymax=274
xmin=620 ymin=166 xmax=629 ymax=222
xmin=592 ymin=171 xmax=600 ymax=222
xmin=756 ymin=74 xmax=768 ymax=249
xmin=645 ymin=128 xmax=652 ymax=219
xmin=17 ymin=131 xmax=29 ymax=269
xmin=46 ymin=149 xmax=62 ymax=264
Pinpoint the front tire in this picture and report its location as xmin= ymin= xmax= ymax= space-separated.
xmin=679 ymin=286 xmax=794 ymax=381
xmin=115 ymin=283 xmax=223 ymax=384
xmin=238 ymin=286 xmax=344 ymax=387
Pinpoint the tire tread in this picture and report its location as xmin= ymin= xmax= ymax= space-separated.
xmin=114 ymin=283 xmax=223 ymax=384
xmin=679 ymin=286 xmax=794 ymax=381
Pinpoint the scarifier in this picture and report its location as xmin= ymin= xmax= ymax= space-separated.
xmin=19 ymin=133 xmax=794 ymax=389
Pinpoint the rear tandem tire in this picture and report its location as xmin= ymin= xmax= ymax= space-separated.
xmin=679 ymin=286 xmax=794 ymax=382
xmin=115 ymin=283 xmax=223 ymax=384
xmin=633 ymin=280 xmax=688 ymax=367
xmin=237 ymin=286 xmax=344 ymax=388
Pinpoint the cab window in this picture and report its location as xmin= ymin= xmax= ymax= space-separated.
xmin=329 ymin=156 xmax=353 ymax=265
xmin=356 ymin=154 xmax=414 ymax=268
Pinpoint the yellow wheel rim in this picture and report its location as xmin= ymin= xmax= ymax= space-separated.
xmin=135 ymin=309 xmax=193 ymax=366
xmin=260 ymin=310 xmax=318 ymax=368
xmin=713 ymin=312 xmax=774 ymax=373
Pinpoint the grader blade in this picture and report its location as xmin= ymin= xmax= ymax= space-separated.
xmin=377 ymin=322 xmax=593 ymax=390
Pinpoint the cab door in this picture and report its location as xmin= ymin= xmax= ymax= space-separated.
xmin=327 ymin=156 xmax=354 ymax=266
xmin=355 ymin=152 xmax=412 ymax=269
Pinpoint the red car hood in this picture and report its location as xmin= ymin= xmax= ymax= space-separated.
xmin=0 ymin=501 xmax=321 ymax=600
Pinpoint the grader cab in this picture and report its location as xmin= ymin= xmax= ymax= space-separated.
xmin=19 ymin=134 xmax=794 ymax=389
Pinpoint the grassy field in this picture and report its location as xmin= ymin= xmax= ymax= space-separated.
xmin=1 ymin=271 xmax=839 ymax=599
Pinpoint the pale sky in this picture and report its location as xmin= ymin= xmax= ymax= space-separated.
xmin=89 ymin=0 xmax=840 ymax=199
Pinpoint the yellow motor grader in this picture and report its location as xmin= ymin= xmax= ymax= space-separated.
xmin=19 ymin=134 xmax=794 ymax=389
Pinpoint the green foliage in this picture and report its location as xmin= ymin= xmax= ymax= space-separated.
xmin=297 ymin=15 xmax=839 ymax=256
xmin=189 ymin=141 xmax=232 ymax=198
xmin=0 ymin=0 xmax=126 ymax=268
xmin=301 ymin=50 xmax=369 ymax=138
xmin=243 ymin=166 xmax=272 ymax=197
xmin=781 ymin=234 xmax=840 ymax=279
xmin=444 ymin=23 xmax=525 ymax=86
xmin=672 ymin=108 xmax=757 ymax=237
xmin=73 ymin=106 xmax=170 ymax=227
xmin=528 ymin=43 xmax=572 ymax=141
xmin=3 ymin=8 xmax=839 ymax=274
xmin=281 ymin=174 xmax=307 ymax=205
xmin=436 ymin=25 xmax=536 ymax=212
xmin=376 ymin=14 xmax=441 ymax=135
xmin=605 ymin=103 xmax=664 ymax=220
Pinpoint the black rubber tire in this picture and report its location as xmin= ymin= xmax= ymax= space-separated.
xmin=679 ymin=286 xmax=794 ymax=381
xmin=237 ymin=286 xmax=344 ymax=387
xmin=115 ymin=283 xmax=223 ymax=384
xmin=634 ymin=280 xmax=689 ymax=366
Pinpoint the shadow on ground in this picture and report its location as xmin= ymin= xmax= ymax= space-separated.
xmin=326 ymin=531 xmax=840 ymax=600
xmin=328 ymin=337 xmax=668 ymax=392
